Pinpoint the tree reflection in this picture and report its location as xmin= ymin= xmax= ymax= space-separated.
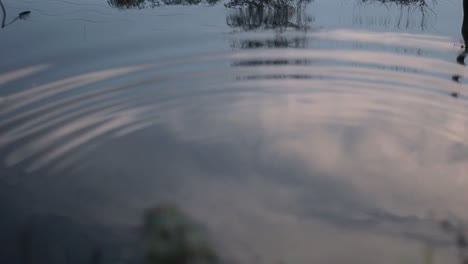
xmin=457 ymin=0 xmax=468 ymax=66
xmin=226 ymin=2 xmax=313 ymax=31
xmin=359 ymin=0 xmax=431 ymax=5
xmin=107 ymin=0 xmax=219 ymax=8
xmin=451 ymin=0 xmax=468 ymax=98
xmin=354 ymin=0 xmax=436 ymax=30
xmin=107 ymin=0 xmax=309 ymax=9
xmin=226 ymin=0 xmax=308 ymax=8
xmin=231 ymin=36 xmax=308 ymax=49
xmin=107 ymin=0 xmax=159 ymax=8
xmin=0 ymin=0 xmax=31 ymax=29
xmin=227 ymin=1 xmax=313 ymax=49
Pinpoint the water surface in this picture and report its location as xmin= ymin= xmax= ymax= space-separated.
xmin=1 ymin=0 xmax=468 ymax=263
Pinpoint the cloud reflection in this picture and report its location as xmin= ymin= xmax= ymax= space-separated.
xmin=0 ymin=64 xmax=50 ymax=86
xmin=1 ymin=12 xmax=468 ymax=263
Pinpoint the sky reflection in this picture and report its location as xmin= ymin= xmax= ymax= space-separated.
xmin=0 ymin=0 xmax=468 ymax=263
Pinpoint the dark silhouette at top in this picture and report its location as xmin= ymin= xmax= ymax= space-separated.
xmin=0 ymin=0 xmax=30 ymax=29
xmin=107 ymin=0 xmax=159 ymax=8
xmin=0 ymin=0 xmax=5 ymax=28
xmin=107 ymin=0 xmax=219 ymax=8
xmin=107 ymin=0 xmax=309 ymax=9
xmin=226 ymin=0 xmax=308 ymax=8
xmin=457 ymin=0 xmax=468 ymax=65
xmin=451 ymin=0 xmax=468 ymax=98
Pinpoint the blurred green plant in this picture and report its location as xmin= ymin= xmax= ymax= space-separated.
xmin=142 ymin=205 xmax=219 ymax=264
xmin=440 ymin=219 xmax=468 ymax=264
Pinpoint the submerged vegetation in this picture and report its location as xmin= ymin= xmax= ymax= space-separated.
xmin=441 ymin=220 xmax=468 ymax=264
xmin=10 ymin=204 xmax=468 ymax=264
xmin=142 ymin=205 xmax=218 ymax=264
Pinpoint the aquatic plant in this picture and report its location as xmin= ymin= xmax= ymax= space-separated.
xmin=142 ymin=205 xmax=219 ymax=264
xmin=440 ymin=219 xmax=468 ymax=264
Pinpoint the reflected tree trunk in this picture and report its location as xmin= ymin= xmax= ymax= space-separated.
xmin=457 ymin=0 xmax=468 ymax=64
xmin=463 ymin=0 xmax=468 ymax=46
xmin=0 ymin=1 xmax=30 ymax=29
xmin=452 ymin=0 xmax=468 ymax=97
xmin=0 ymin=0 xmax=6 ymax=28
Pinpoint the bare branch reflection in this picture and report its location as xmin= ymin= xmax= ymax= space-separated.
xmin=0 ymin=0 xmax=30 ymax=29
xmin=227 ymin=2 xmax=313 ymax=31
xmin=107 ymin=0 xmax=219 ymax=8
xmin=353 ymin=0 xmax=436 ymax=30
xmin=231 ymin=36 xmax=308 ymax=49
xmin=107 ymin=0 xmax=309 ymax=9
xmin=457 ymin=0 xmax=468 ymax=66
xmin=227 ymin=1 xmax=313 ymax=49
xmin=452 ymin=0 xmax=468 ymax=98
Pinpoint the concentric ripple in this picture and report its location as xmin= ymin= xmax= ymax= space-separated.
xmin=1 ymin=29 xmax=468 ymax=175
xmin=2 ymin=22 xmax=468 ymax=263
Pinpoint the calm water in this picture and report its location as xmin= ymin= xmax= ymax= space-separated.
xmin=1 ymin=0 xmax=468 ymax=263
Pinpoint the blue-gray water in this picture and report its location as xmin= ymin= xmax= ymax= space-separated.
xmin=1 ymin=0 xmax=468 ymax=263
